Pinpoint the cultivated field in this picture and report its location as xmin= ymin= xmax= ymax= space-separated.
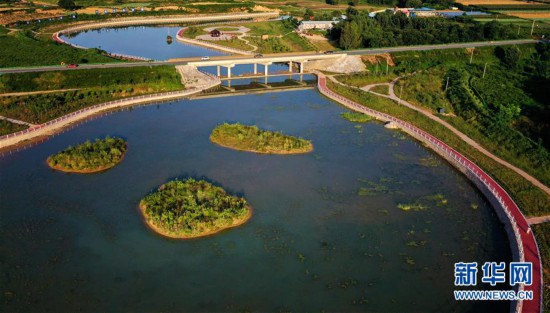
xmin=506 ymin=11 xmax=550 ymax=18
xmin=458 ymin=0 xmax=542 ymax=5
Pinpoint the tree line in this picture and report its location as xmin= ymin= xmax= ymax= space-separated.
xmin=330 ymin=8 xmax=523 ymax=49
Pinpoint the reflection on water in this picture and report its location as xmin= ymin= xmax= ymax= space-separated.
xmin=0 ymin=90 xmax=510 ymax=312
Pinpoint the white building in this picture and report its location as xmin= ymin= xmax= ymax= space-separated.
xmin=297 ymin=20 xmax=339 ymax=32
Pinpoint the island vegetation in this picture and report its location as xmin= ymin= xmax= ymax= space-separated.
xmin=47 ymin=137 xmax=127 ymax=173
xmin=139 ymin=178 xmax=251 ymax=239
xmin=210 ymin=123 xmax=313 ymax=154
xmin=341 ymin=111 xmax=373 ymax=122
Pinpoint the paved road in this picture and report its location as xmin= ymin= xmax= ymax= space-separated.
xmin=0 ymin=88 xmax=80 ymax=97
xmin=0 ymin=39 xmax=540 ymax=74
xmin=347 ymin=39 xmax=539 ymax=55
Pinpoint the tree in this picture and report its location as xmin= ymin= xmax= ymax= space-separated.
xmin=57 ymin=0 xmax=76 ymax=10
xmin=345 ymin=6 xmax=359 ymax=19
xmin=495 ymin=46 xmax=521 ymax=69
xmin=304 ymin=9 xmax=315 ymax=20
xmin=339 ymin=21 xmax=362 ymax=49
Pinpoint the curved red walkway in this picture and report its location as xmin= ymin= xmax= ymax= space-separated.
xmin=316 ymin=73 xmax=542 ymax=313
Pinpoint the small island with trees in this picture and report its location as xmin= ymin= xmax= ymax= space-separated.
xmin=47 ymin=137 xmax=127 ymax=173
xmin=139 ymin=178 xmax=251 ymax=239
xmin=210 ymin=123 xmax=313 ymax=154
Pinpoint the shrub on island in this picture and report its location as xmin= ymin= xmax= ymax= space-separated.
xmin=210 ymin=123 xmax=313 ymax=154
xmin=341 ymin=112 xmax=373 ymax=123
xmin=47 ymin=137 xmax=127 ymax=173
xmin=140 ymin=178 xmax=251 ymax=239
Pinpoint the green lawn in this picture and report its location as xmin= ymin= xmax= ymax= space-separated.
xmin=0 ymin=27 xmax=115 ymax=67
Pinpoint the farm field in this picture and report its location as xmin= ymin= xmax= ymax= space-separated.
xmin=505 ymin=11 xmax=550 ymax=19
xmin=457 ymin=0 xmax=546 ymax=6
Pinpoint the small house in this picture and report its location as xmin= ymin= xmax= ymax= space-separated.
xmin=297 ymin=20 xmax=339 ymax=32
xmin=210 ymin=29 xmax=221 ymax=37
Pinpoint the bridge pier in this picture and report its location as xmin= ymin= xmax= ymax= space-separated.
xmin=217 ymin=65 xmax=220 ymax=77
xmin=299 ymin=61 xmax=307 ymax=74
xmin=222 ymin=65 xmax=235 ymax=78
xmin=253 ymin=63 xmax=257 ymax=75
xmin=288 ymin=61 xmax=293 ymax=73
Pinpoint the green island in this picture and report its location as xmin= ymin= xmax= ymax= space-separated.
xmin=210 ymin=123 xmax=313 ymax=154
xmin=47 ymin=137 xmax=127 ymax=173
xmin=139 ymin=178 xmax=251 ymax=239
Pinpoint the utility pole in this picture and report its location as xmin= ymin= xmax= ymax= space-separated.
xmin=399 ymin=84 xmax=403 ymax=105
xmin=445 ymin=76 xmax=449 ymax=92
xmin=482 ymin=63 xmax=487 ymax=78
xmin=386 ymin=62 xmax=389 ymax=76
xmin=531 ymin=20 xmax=535 ymax=36
xmin=469 ymin=48 xmax=474 ymax=64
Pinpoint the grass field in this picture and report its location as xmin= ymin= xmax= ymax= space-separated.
xmin=0 ymin=66 xmax=183 ymax=124
xmin=0 ymin=120 xmax=28 ymax=136
xmin=0 ymin=26 xmax=115 ymax=67
xmin=186 ymin=21 xmax=315 ymax=53
xmin=458 ymin=0 xmax=545 ymax=5
xmin=505 ymin=11 xmax=550 ymax=18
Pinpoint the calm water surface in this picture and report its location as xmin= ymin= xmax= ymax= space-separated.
xmin=0 ymin=90 xmax=510 ymax=312
xmin=63 ymin=26 xmax=229 ymax=60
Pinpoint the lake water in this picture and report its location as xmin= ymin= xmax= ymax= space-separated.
xmin=0 ymin=89 xmax=511 ymax=312
xmin=63 ymin=26 xmax=296 ymax=79
xmin=62 ymin=26 xmax=230 ymax=61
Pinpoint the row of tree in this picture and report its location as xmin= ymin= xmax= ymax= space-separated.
xmin=330 ymin=8 xmax=523 ymax=49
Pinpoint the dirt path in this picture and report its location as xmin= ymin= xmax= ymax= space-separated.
xmin=0 ymin=88 xmax=80 ymax=97
xmin=330 ymin=75 xmax=550 ymax=197
xmin=238 ymin=35 xmax=258 ymax=52
xmin=0 ymin=116 xmax=35 ymax=127
xmin=527 ymin=215 xmax=550 ymax=225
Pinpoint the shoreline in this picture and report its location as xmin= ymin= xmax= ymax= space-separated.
xmin=210 ymin=138 xmax=314 ymax=155
xmin=0 ymin=78 xmax=221 ymax=151
xmin=139 ymin=202 xmax=253 ymax=239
